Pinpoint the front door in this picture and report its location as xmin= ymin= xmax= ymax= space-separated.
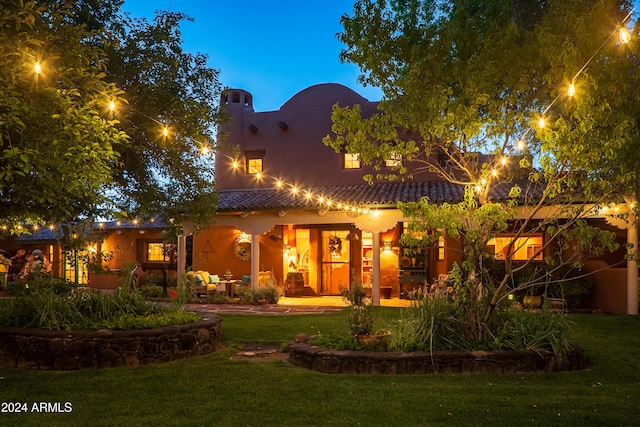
xmin=320 ymin=230 xmax=350 ymax=295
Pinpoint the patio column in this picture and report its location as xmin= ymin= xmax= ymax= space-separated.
xmin=627 ymin=216 xmax=638 ymax=315
xmin=177 ymin=233 xmax=186 ymax=280
xmin=251 ymin=233 xmax=259 ymax=290
xmin=371 ymin=231 xmax=381 ymax=306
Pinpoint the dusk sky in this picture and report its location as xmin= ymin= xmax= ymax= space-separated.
xmin=122 ymin=0 xmax=383 ymax=112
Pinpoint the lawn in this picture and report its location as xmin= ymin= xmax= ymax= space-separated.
xmin=0 ymin=309 xmax=638 ymax=426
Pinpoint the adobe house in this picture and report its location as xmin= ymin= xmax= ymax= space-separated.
xmin=0 ymin=218 xmax=173 ymax=289
xmin=181 ymin=83 xmax=637 ymax=313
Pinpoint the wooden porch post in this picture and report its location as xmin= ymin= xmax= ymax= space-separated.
xmin=251 ymin=233 xmax=259 ymax=290
xmin=372 ymin=231 xmax=381 ymax=306
xmin=177 ymin=233 xmax=186 ymax=281
xmin=627 ymin=215 xmax=638 ymax=315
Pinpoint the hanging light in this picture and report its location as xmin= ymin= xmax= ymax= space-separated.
xmin=567 ymin=82 xmax=576 ymax=97
xmin=620 ymin=27 xmax=631 ymax=44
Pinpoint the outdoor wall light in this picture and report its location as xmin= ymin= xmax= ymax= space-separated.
xmin=383 ymin=241 xmax=392 ymax=252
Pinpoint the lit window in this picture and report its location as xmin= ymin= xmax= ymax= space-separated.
xmin=487 ymin=235 xmax=543 ymax=261
xmin=438 ymin=236 xmax=445 ymax=260
xmin=148 ymin=243 xmax=169 ymax=262
xmin=344 ymin=153 xmax=360 ymax=169
xmin=247 ymin=158 xmax=263 ymax=174
xmin=386 ymin=151 xmax=402 ymax=167
xmin=245 ymin=150 xmax=265 ymax=174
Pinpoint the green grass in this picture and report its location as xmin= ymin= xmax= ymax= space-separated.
xmin=0 ymin=309 xmax=638 ymax=426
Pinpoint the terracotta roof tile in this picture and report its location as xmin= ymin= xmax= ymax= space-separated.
xmin=218 ymin=181 xmax=471 ymax=212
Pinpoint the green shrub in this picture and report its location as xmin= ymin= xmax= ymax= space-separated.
xmin=387 ymin=294 xmax=469 ymax=352
xmin=6 ymin=281 xmax=26 ymax=295
xmin=251 ymin=284 xmax=281 ymax=304
xmin=491 ymin=308 xmax=573 ymax=355
xmin=311 ymin=332 xmax=387 ymax=351
xmin=140 ymin=284 xmax=164 ymax=298
xmin=0 ymin=275 xmax=199 ymax=331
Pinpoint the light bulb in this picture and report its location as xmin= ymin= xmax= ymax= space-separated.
xmin=567 ymin=83 xmax=575 ymax=97
xmin=538 ymin=117 xmax=545 ymax=129
xmin=34 ymin=61 xmax=41 ymax=74
xmin=163 ymin=126 xmax=169 ymax=137
xmin=109 ymin=100 xmax=116 ymax=111
xmin=620 ymin=27 xmax=631 ymax=44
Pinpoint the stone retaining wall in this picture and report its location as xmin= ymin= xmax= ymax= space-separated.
xmin=288 ymin=342 xmax=587 ymax=374
xmin=0 ymin=314 xmax=222 ymax=370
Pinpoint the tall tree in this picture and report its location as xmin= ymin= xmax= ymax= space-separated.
xmin=0 ymin=0 xmax=127 ymax=229
xmin=325 ymin=0 xmax=635 ymax=333
xmin=104 ymin=10 xmax=223 ymax=232
xmin=0 ymin=0 xmax=224 ymax=237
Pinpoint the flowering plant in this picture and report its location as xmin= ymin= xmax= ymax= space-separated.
xmin=347 ymin=302 xmax=374 ymax=336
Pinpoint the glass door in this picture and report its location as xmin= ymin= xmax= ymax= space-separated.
xmin=320 ymin=230 xmax=350 ymax=295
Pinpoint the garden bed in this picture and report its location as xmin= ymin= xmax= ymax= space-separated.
xmin=287 ymin=340 xmax=587 ymax=375
xmin=0 ymin=313 xmax=222 ymax=370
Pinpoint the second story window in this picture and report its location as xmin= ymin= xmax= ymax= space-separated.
xmin=245 ymin=150 xmax=265 ymax=174
xmin=344 ymin=153 xmax=360 ymax=169
xmin=386 ymin=151 xmax=402 ymax=167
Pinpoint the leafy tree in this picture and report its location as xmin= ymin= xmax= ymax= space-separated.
xmin=104 ymin=10 xmax=224 ymax=232
xmin=0 ymin=0 xmax=128 ymax=229
xmin=324 ymin=0 xmax=634 ymax=336
xmin=0 ymin=0 xmax=224 ymax=237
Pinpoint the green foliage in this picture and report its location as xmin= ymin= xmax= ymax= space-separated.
xmin=327 ymin=0 xmax=630 ymax=335
xmin=0 ymin=274 xmax=197 ymax=330
xmin=0 ymin=0 xmax=128 ymax=227
xmin=491 ymin=309 xmax=573 ymax=355
xmin=388 ymin=295 xmax=470 ymax=352
xmin=139 ymin=284 xmax=164 ymax=298
xmin=311 ymin=332 xmax=387 ymax=351
xmin=249 ymin=284 xmax=281 ymax=304
xmin=0 ymin=1 xmax=224 ymax=232
xmin=386 ymin=293 xmax=572 ymax=355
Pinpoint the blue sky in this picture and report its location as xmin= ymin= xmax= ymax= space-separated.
xmin=122 ymin=0 xmax=383 ymax=112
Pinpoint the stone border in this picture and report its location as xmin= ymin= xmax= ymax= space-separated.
xmin=0 ymin=313 xmax=222 ymax=370
xmin=287 ymin=342 xmax=587 ymax=374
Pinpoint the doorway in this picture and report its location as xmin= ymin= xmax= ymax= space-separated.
xmin=320 ymin=230 xmax=350 ymax=295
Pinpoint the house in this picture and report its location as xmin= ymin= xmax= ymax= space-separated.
xmin=1 ymin=83 xmax=636 ymax=315
xmin=0 ymin=218 xmax=174 ymax=289
xmin=182 ymin=83 xmax=637 ymax=314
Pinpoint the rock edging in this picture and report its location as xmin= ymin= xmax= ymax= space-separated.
xmin=0 ymin=313 xmax=222 ymax=370
xmin=287 ymin=341 xmax=587 ymax=374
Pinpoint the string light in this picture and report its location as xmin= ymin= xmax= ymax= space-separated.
xmin=8 ymin=9 xmax=636 ymax=232
xmin=620 ymin=27 xmax=631 ymax=44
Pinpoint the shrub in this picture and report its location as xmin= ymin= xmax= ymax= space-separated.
xmin=251 ymin=283 xmax=281 ymax=304
xmin=140 ymin=284 xmax=164 ymax=298
xmin=0 ymin=275 xmax=199 ymax=331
